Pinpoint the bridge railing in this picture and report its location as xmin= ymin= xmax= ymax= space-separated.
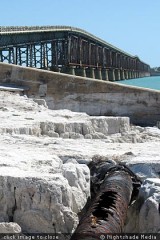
xmin=0 ymin=26 xmax=89 ymax=33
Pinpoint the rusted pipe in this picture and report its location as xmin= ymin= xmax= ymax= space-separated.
xmin=71 ymin=161 xmax=141 ymax=240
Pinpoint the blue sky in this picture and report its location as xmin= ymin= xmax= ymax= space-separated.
xmin=1 ymin=0 xmax=159 ymax=67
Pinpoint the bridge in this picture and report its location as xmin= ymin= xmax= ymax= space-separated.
xmin=0 ymin=26 xmax=150 ymax=81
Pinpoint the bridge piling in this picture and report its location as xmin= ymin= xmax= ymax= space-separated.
xmin=95 ymin=68 xmax=102 ymax=80
xmin=102 ymin=68 xmax=109 ymax=81
xmin=117 ymin=69 xmax=121 ymax=80
xmin=131 ymin=71 xmax=134 ymax=79
xmin=81 ymin=67 xmax=86 ymax=78
xmin=125 ymin=70 xmax=129 ymax=79
xmin=97 ymin=68 xmax=102 ymax=80
xmin=120 ymin=70 xmax=125 ymax=80
xmin=69 ymin=66 xmax=75 ymax=75
xmin=74 ymin=67 xmax=86 ymax=77
xmin=128 ymin=71 xmax=132 ymax=79
xmin=110 ymin=69 xmax=115 ymax=81
xmin=90 ymin=68 xmax=95 ymax=79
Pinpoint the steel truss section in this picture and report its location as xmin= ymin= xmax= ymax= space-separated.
xmin=0 ymin=26 xmax=150 ymax=73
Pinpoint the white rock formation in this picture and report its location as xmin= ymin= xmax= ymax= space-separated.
xmin=139 ymin=178 xmax=160 ymax=233
xmin=125 ymin=178 xmax=160 ymax=233
xmin=0 ymin=90 xmax=160 ymax=234
xmin=0 ymin=222 xmax=21 ymax=233
xmin=0 ymin=91 xmax=130 ymax=138
xmin=0 ymin=153 xmax=90 ymax=233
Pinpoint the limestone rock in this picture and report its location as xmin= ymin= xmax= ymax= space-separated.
xmin=106 ymin=116 xmax=130 ymax=134
xmin=90 ymin=117 xmax=108 ymax=135
xmin=69 ymin=132 xmax=84 ymax=139
xmin=60 ymin=132 xmax=70 ymax=138
xmin=84 ymin=134 xmax=92 ymax=139
xmin=124 ymin=200 xmax=140 ymax=233
xmin=0 ymin=91 xmax=130 ymax=139
xmin=0 ymin=222 xmax=21 ymax=233
xmin=124 ymin=162 xmax=160 ymax=179
xmin=125 ymin=178 xmax=160 ymax=233
xmin=139 ymin=197 xmax=160 ymax=233
xmin=1 ymin=90 xmax=160 ymax=234
xmin=33 ymin=99 xmax=48 ymax=108
xmin=48 ymin=131 xmax=59 ymax=138
xmin=138 ymin=178 xmax=160 ymax=233
xmin=0 ymin=172 xmax=90 ymax=234
xmin=62 ymin=163 xmax=90 ymax=213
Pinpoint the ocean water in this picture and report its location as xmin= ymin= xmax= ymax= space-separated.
xmin=117 ymin=76 xmax=160 ymax=91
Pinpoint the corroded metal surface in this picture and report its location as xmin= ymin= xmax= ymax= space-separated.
xmin=71 ymin=160 xmax=141 ymax=240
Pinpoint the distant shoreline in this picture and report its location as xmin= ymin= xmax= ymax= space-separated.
xmin=150 ymin=72 xmax=160 ymax=76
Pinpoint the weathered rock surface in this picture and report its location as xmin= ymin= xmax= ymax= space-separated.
xmin=0 ymin=222 xmax=21 ymax=233
xmin=0 ymin=90 xmax=160 ymax=234
xmin=125 ymin=178 xmax=160 ymax=233
xmin=0 ymin=151 xmax=90 ymax=233
xmin=139 ymin=178 xmax=160 ymax=233
xmin=0 ymin=91 xmax=130 ymax=139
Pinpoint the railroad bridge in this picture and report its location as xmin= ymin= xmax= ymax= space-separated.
xmin=0 ymin=26 xmax=150 ymax=81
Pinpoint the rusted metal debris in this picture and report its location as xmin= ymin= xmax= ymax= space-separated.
xmin=71 ymin=159 xmax=141 ymax=240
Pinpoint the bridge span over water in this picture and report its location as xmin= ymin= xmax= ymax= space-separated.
xmin=0 ymin=26 xmax=150 ymax=81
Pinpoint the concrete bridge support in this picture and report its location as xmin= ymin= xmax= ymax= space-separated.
xmin=95 ymin=68 xmax=102 ymax=80
xmin=128 ymin=71 xmax=132 ymax=79
xmin=109 ymin=69 xmax=115 ymax=81
xmin=133 ymin=71 xmax=137 ymax=79
xmin=117 ymin=69 xmax=121 ymax=80
xmin=136 ymin=71 xmax=139 ymax=78
xmin=131 ymin=71 xmax=134 ymax=79
xmin=115 ymin=70 xmax=119 ymax=80
xmin=124 ymin=70 xmax=128 ymax=80
xmin=75 ymin=67 xmax=87 ymax=77
xmin=64 ymin=67 xmax=150 ymax=81
xmin=102 ymin=68 xmax=109 ymax=81
xmin=69 ymin=66 xmax=75 ymax=75
xmin=142 ymin=72 xmax=150 ymax=77
xmin=89 ymin=68 xmax=95 ymax=79
xmin=50 ymin=66 xmax=60 ymax=72
xmin=81 ymin=67 xmax=86 ymax=78
xmin=120 ymin=70 xmax=125 ymax=80
xmin=112 ymin=69 xmax=116 ymax=81
xmin=127 ymin=71 xmax=130 ymax=79
xmin=145 ymin=72 xmax=151 ymax=77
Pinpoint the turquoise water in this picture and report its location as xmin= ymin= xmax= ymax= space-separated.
xmin=117 ymin=76 xmax=160 ymax=91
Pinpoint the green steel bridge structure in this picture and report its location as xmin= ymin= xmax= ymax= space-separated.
xmin=0 ymin=26 xmax=150 ymax=81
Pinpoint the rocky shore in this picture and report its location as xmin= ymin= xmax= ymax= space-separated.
xmin=0 ymin=90 xmax=160 ymax=235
